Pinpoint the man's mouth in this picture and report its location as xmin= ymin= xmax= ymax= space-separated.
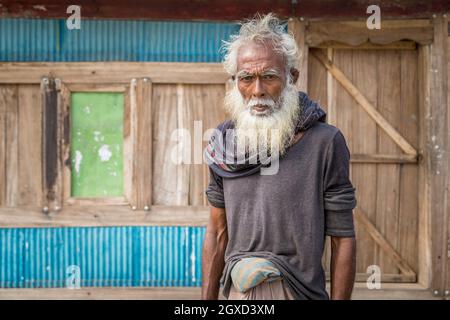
xmin=252 ymin=104 xmax=270 ymax=112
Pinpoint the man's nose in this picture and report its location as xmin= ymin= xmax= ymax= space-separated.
xmin=252 ymin=78 xmax=266 ymax=99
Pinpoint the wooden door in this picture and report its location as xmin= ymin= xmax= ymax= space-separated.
xmin=309 ymin=47 xmax=420 ymax=283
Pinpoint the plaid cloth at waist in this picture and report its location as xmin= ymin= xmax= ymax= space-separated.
xmin=230 ymin=257 xmax=282 ymax=293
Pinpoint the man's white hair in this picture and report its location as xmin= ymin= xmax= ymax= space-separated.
xmin=222 ymin=13 xmax=300 ymax=76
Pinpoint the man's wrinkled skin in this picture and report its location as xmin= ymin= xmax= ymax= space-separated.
xmin=235 ymin=41 xmax=297 ymax=115
xmin=201 ymin=41 xmax=356 ymax=300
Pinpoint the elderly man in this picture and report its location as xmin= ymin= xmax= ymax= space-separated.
xmin=202 ymin=14 xmax=356 ymax=300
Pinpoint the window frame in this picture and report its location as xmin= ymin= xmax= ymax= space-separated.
xmin=60 ymin=82 xmax=133 ymax=206
xmin=41 ymin=78 xmax=154 ymax=211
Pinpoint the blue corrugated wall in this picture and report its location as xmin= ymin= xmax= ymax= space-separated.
xmin=0 ymin=18 xmax=237 ymax=288
xmin=0 ymin=227 xmax=205 ymax=288
xmin=0 ymin=18 xmax=239 ymax=62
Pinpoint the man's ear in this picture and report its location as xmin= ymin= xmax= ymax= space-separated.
xmin=290 ymin=68 xmax=299 ymax=84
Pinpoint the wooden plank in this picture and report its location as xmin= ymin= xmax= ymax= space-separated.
xmin=17 ymin=85 xmax=43 ymax=206
xmin=326 ymin=272 xmax=416 ymax=283
xmin=60 ymin=82 xmax=72 ymax=206
xmin=316 ymin=40 xmax=417 ymax=50
xmin=55 ymin=79 xmax=65 ymax=212
xmin=427 ymin=16 xmax=449 ymax=295
xmin=152 ymin=85 xmax=180 ymax=205
xmin=351 ymin=49 xmax=378 ymax=276
xmin=312 ymin=50 xmax=418 ymax=156
xmin=65 ymin=197 xmax=128 ymax=206
xmin=0 ymin=62 xmax=229 ymax=84
xmin=288 ymin=18 xmax=308 ymax=92
xmin=350 ymin=283 xmax=437 ymax=300
xmin=0 ymin=287 xmax=203 ymax=300
xmin=417 ymin=44 xmax=432 ymax=288
xmin=375 ymin=50 xmax=402 ymax=275
xmin=4 ymin=85 xmax=19 ymax=207
xmin=0 ymin=283 xmax=437 ymax=300
xmin=307 ymin=49 xmax=328 ymax=111
xmin=307 ymin=20 xmax=433 ymax=47
xmin=0 ymin=283 xmax=438 ymax=300
xmin=128 ymin=79 xmax=138 ymax=208
xmin=326 ymin=48 xmax=336 ymax=126
xmin=332 ymin=49 xmax=354 ymax=157
xmin=41 ymin=78 xmax=64 ymax=212
xmin=0 ymin=287 xmax=206 ymax=300
xmin=185 ymin=85 xmax=205 ymax=206
xmin=0 ymin=205 xmax=210 ymax=227
xmin=65 ymin=83 xmax=127 ymax=92
xmin=355 ymin=208 xmax=416 ymax=278
xmin=0 ymin=95 xmax=4 ymax=206
xmin=397 ymin=49 xmax=420 ymax=276
xmin=123 ymin=84 xmax=132 ymax=205
xmin=135 ymin=78 xmax=153 ymax=209
xmin=0 ymin=86 xmax=14 ymax=206
xmin=350 ymin=154 xmax=417 ymax=163
xmin=175 ymin=84 xmax=191 ymax=205
xmin=447 ymin=25 xmax=450 ymax=294
xmin=0 ymin=1 xmax=445 ymax=20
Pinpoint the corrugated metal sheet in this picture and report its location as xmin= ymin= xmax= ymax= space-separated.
xmin=0 ymin=18 xmax=239 ymax=62
xmin=0 ymin=226 xmax=205 ymax=288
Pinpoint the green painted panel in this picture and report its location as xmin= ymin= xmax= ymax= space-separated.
xmin=70 ymin=92 xmax=124 ymax=197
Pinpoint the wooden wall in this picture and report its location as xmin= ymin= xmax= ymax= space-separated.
xmin=0 ymin=85 xmax=43 ymax=207
xmin=0 ymin=81 xmax=227 ymax=209
xmin=151 ymin=84 xmax=226 ymax=206
xmin=309 ymin=48 xmax=420 ymax=282
xmin=0 ymin=56 xmax=421 ymax=284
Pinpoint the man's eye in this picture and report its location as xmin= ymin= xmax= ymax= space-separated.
xmin=263 ymin=74 xmax=276 ymax=80
xmin=240 ymin=76 xmax=253 ymax=82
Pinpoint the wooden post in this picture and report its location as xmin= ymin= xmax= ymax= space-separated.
xmin=326 ymin=48 xmax=337 ymax=126
xmin=417 ymin=44 xmax=432 ymax=289
xmin=132 ymin=78 xmax=153 ymax=210
xmin=0 ymin=85 xmax=17 ymax=207
xmin=288 ymin=18 xmax=308 ymax=92
xmin=41 ymin=78 xmax=63 ymax=213
xmin=427 ymin=15 xmax=449 ymax=296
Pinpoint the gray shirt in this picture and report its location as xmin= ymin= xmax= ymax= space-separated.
xmin=205 ymin=120 xmax=357 ymax=300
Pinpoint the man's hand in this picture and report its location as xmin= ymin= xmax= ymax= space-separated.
xmin=201 ymin=206 xmax=228 ymax=300
xmin=330 ymin=236 xmax=356 ymax=300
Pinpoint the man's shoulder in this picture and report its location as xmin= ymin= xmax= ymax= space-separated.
xmin=308 ymin=121 xmax=341 ymax=141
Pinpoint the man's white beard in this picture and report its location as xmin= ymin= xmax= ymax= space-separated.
xmin=224 ymin=81 xmax=300 ymax=158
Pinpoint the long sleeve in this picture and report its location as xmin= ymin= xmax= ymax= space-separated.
xmin=323 ymin=130 xmax=357 ymax=237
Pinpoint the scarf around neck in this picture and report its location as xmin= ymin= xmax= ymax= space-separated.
xmin=204 ymin=91 xmax=327 ymax=178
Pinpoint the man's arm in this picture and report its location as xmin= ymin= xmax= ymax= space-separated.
xmin=330 ymin=236 xmax=356 ymax=300
xmin=201 ymin=206 xmax=228 ymax=300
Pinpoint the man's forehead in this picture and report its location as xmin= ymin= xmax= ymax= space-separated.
xmin=236 ymin=41 xmax=285 ymax=72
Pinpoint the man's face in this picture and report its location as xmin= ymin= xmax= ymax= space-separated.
xmin=236 ymin=41 xmax=287 ymax=116
xmin=225 ymin=40 xmax=300 ymax=157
